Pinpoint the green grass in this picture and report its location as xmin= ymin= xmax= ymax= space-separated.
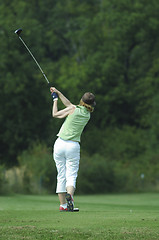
xmin=0 ymin=193 xmax=159 ymax=240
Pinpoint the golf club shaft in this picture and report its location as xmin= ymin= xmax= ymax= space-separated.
xmin=18 ymin=36 xmax=50 ymax=85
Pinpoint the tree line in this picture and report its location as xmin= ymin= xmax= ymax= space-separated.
xmin=0 ymin=0 xmax=159 ymax=192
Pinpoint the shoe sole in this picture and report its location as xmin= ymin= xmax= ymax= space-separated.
xmin=60 ymin=208 xmax=79 ymax=212
xmin=73 ymin=208 xmax=79 ymax=212
xmin=65 ymin=193 xmax=74 ymax=211
xmin=65 ymin=194 xmax=79 ymax=212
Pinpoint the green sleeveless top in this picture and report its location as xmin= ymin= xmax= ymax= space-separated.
xmin=57 ymin=105 xmax=90 ymax=142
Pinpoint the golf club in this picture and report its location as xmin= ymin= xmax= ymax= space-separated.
xmin=14 ymin=28 xmax=50 ymax=86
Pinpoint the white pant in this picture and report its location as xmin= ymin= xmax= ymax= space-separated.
xmin=53 ymin=137 xmax=80 ymax=193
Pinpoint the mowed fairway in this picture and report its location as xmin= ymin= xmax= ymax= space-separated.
xmin=0 ymin=193 xmax=159 ymax=240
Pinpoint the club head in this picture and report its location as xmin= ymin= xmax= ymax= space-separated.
xmin=14 ymin=28 xmax=22 ymax=36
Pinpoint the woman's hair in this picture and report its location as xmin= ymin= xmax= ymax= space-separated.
xmin=79 ymin=99 xmax=94 ymax=112
xmin=82 ymin=92 xmax=96 ymax=107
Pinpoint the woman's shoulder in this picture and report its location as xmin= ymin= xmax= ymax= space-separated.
xmin=68 ymin=104 xmax=76 ymax=115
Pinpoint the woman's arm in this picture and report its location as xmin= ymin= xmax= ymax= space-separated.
xmin=50 ymin=87 xmax=72 ymax=107
xmin=50 ymin=87 xmax=75 ymax=118
xmin=52 ymin=100 xmax=75 ymax=118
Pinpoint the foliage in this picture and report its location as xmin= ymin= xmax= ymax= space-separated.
xmin=80 ymin=126 xmax=159 ymax=193
xmin=0 ymin=165 xmax=7 ymax=194
xmin=0 ymin=0 xmax=159 ymax=192
xmin=17 ymin=142 xmax=56 ymax=194
xmin=1 ymin=141 xmax=159 ymax=195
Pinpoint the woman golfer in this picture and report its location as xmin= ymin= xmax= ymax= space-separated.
xmin=50 ymin=87 xmax=96 ymax=212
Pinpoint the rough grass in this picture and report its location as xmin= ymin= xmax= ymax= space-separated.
xmin=0 ymin=193 xmax=159 ymax=240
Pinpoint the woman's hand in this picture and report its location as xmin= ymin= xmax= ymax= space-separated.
xmin=50 ymin=87 xmax=73 ymax=107
xmin=50 ymin=87 xmax=59 ymax=93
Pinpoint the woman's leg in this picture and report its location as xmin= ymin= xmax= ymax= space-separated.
xmin=58 ymin=193 xmax=66 ymax=205
xmin=66 ymin=186 xmax=75 ymax=196
xmin=54 ymin=138 xmax=67 ymax=201
xmin=65 ymin=141 xmax=80 ymax=195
